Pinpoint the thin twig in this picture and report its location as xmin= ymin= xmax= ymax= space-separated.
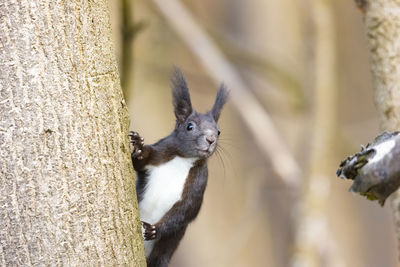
xmin=120 ymin=0 xmax=146 ymax=102
xmin=151 ymin=0 xmax=302 ymax=187
xmin=120 ymin=0 xmax=134 ymax=101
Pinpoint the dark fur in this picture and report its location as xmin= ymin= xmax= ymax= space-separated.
xmin=211 ymin=84 xmax=229 ymax=121
xmin=131 ymin=69 xmax=228 ymax=266
xmin=171 ymin=68 xmax=193 ymax=126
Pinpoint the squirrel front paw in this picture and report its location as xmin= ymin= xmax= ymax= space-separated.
xmin=129 ymin=131 xmax=144 ymax=160
xmin=142 ymin=221 xmax=157 ymax=241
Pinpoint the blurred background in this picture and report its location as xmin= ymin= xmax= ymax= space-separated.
xmin=108 ymin=0 xmax=400 ymax=266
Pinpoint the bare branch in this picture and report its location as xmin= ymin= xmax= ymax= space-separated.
xmin=291 ymin=1 xmax=343 ymax=266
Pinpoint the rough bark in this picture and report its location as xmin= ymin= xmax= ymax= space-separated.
xmin=0 ymin=0 xmax=145 ymax=266
xmin=361 ymin=0 xmax=400 ymax=257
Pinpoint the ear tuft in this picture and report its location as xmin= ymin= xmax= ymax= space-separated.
xmin=211 ymin=84 xmax=229 ymax=121
xmin=171 ymin=68 xmax=193 ymax=125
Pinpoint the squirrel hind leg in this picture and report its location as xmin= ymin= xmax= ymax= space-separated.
xmin=147 ymin=229 xmax=186 ymax=267
xmin=147 ymin=257 xmax=169 ymax=267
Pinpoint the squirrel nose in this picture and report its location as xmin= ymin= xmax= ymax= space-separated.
xmin=206 ymin=136 xmax=215 ymax=145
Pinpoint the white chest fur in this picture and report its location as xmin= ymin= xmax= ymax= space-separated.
xmin=139 ymin=156 xmax=197 ymax=257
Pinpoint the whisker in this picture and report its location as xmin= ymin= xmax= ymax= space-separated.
xmin=215 ymin=146 xmax=227 ymax=181
xmin=217 ymin=139 xmax=240 ymax=150
xmin=217 ymin=144 xmax=233 ymax=162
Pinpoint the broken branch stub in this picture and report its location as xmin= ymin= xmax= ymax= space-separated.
xmin=337 ymin=132 xmax=400 ymax=206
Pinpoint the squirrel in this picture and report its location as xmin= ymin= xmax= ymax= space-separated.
xmin=129 ymin=68 xmax=228 ymax=267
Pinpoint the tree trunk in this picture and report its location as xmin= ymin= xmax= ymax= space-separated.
xmin=0 ymin=0 xmax=145 ymax=266
xmin=361 ymin=0 xmax=400 ymax=257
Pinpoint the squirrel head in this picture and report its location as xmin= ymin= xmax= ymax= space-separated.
xmin=171 ymin=68 xmax=229 ymax=159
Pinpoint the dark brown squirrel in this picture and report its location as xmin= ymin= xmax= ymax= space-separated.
xmin=130 ymin=68 xmax=228 ymax=267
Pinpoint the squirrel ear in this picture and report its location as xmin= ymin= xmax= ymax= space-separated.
xmin=171 ymin=68 xmax=193 ymax=124
xmin=211 ymin=84 xmax=229 ymax=121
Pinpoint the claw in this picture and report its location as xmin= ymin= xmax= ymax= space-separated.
xmin=130 ymin=131 xmax=145 ymax=160
xmin=142 ymin=221 xmax=157 ymax=241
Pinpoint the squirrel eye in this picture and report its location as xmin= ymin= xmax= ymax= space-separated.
xmin=187 ymin=122 xmax=194 ymax=131
xmin=218 ymin=130 xmax=221 ymax=136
